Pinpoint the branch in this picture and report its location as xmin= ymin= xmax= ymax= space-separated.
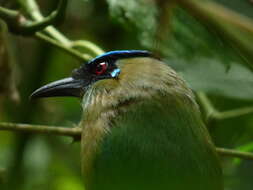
xmin=19 ymin=0 xmax=105 ymax=61
xmin=0 ymin=6 xmax=18 ymax=21
xmin=213 ymin=106 xmax=253 ymax=120
xmin=0 ymin=122 xmax=81 ymax=138
xmin=19 ymin=0 xmax=69 ymax=45
xmin=1 ymin=122 xmax=253 ymax=161
xmin=197 ymin=92 xmax=217 ymax=121
xmin=35 ymin=32 xmax=93 ymax=61
xmin=71 ymin=40 xmax=105 ymax=57
xmin=0 ymin=0 xmax=104 ymax=62
xmin=197 ymin=92 xmax=253 ymax=121
xmin=20 ymin=0 xmax=68 ymax=34
xmin=216 ymin=147 xmax=253 ymax=161
xmin=19 ymin=0 xmax=70 ymax=45
xmin=0 ymin=0 xmax=67 ymax=35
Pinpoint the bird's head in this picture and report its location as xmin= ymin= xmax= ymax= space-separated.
xmin=31 ymin=50 xmax=153 ymax=99
xmin=31 ymin=50 xmax=193 ymax=110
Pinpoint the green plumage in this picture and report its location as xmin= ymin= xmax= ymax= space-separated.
xmin=30 ymin=51 xmax=223 ymax=190
xmin=80 ymin=58 xmax=223 ymax=190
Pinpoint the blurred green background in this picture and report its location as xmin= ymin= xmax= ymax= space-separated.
xmin=0 ymin=0 xmax=253 ymax=189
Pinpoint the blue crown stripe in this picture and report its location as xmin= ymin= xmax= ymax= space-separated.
xmin=87 ymin=50 xmax=152 ymax=64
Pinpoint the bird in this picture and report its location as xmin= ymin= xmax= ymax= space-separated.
xmin=31 ymin=50 xmax=223 ymax=190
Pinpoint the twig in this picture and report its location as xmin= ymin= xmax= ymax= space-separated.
xmin=214 ymin=106 xmax=253 ymax=120
xmin=0 ymin=0 xmax=104 ymax=62
xmin=19 ymin=0 xmax=104 ymax=60
xmin=71 ymin=40 xmax=105 ymax=57
xmin=35 ymin=32 xmax=93 ymax=61
xmin=1 ymin=122 xmax=253 ymax=161
xmin=0 ymin=3 xmax=94 ymax=61
xmin=197 ymin=92 xmax=217 ymax=121
xmin=0 ymin=0 xmax=67 ymax=35
xmin=0 ymin=122 xmax=81 ymax=138
xmin=19 ymin=0 xmax=70 ymax=45
xmin=21 ymin=0 xmax=68 ymax=33
xmin=216 ymin=147 xmax=253 ymax=161
xmin=197 ymin=92 xmax=253 ymax=121
xmin=0 ymin=6 xmax=18 ymax=21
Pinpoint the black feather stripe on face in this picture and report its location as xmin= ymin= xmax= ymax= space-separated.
xmin=72 ymin=50 xmax=153 ymax=81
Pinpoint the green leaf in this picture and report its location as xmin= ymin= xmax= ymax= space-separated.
xmin=174 ymin=58 xmax=253 ymax=100
xmin=107 ymin=0 xmax=253 ymax=99
xmin=106 ymin=0 xmax=252 ymax=70
xmin=106 ymin=0 xmax=158 ymax=46
xmin=177 ymin=0 xmax=253 ymax=70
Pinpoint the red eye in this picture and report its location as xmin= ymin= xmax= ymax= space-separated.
xmin=94 ymin=62 xmax=108 ymax=75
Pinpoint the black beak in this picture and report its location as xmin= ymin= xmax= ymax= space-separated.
xmin=30 ymin=77 xmax=86 ymax=99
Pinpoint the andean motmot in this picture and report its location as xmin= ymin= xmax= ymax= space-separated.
xmin=31 ymin=50 xmax=223 ymax=190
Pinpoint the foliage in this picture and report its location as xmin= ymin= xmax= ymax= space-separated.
xmin=0 ymin=0 xmax=253 ymax=190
